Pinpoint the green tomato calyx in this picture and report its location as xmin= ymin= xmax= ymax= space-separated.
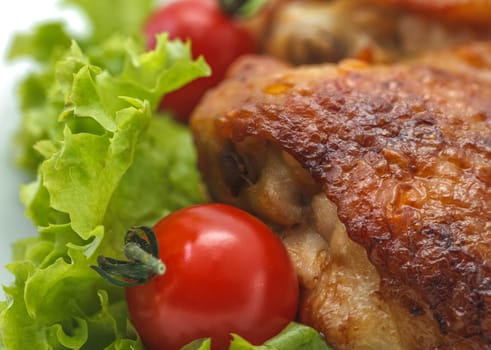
xmin=91 ymin=226 xmax=166 ymax=287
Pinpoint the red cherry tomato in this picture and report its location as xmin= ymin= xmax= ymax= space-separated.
xmin=125 ymin=203 xmax=299 ymax=350
xmin=143 ymin=0 xmax=257 ymax=122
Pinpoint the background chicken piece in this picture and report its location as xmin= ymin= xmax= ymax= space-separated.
xmin=190 ymin=44 xmax=491 ymax=349
xmin=248 ymin=0 xmax=491 ymax=65
xmin=373 ymin=0 xmax=491 ymax=25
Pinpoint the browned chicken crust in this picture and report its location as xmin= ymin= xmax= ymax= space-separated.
xmin=249 ymin=0 xmax=491 ymax=66
xmin=190 ymin=44 xmax=491 ymax=349
xmin=372 ymin=0 xmax=491 ymax=25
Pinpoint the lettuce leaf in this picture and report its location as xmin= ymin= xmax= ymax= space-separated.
xmin=1 ymin=16 xmax=209 ymax=350
xmin=63 ymin=0 xmax=153 ymax=44
xmin=186 ymin=323 xmax=332 ymax=350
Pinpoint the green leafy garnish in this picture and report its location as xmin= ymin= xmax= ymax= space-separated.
xmin=187 ymin=323 xmax=332 ymax=350
xmin=1 ymin=1 xmax=209 ymax=348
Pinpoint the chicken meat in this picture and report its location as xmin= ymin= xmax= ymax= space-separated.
xmin=190 ymin=43 xmax=491 ymax=349
xmin=248 ymin=0 xmax=491 ymax=65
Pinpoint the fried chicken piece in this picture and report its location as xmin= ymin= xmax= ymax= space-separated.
xmin=373 ymin=0 xmax=491 ymax=25
xmin=190 ymin=44 xmax=491 ymax=349
xmin=249 ymin=0 xmax=491 ymax=65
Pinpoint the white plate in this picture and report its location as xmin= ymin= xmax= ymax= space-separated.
xmin=0 ymin=0 xmax=85 ymax=297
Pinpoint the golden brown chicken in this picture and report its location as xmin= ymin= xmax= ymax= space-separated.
xmin=190 ymin=43 xmax=491 ymax=349
xmin=249 ymin=0 xmax=491 ymax=65
xmin=373 ymin=0 xmax=491 ymax=24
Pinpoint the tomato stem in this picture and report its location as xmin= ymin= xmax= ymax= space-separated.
xmin=91 ymin=226 xmax=166 ymax=287
xmin=218 ymin=0 xmax=266 ymax=18
xmin=125 ymin=242 xmax=166 ymax=276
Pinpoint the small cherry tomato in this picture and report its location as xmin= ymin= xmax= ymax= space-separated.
xmin=125 ymin=203 xmax=299 ymax=350
xmin=143 ymin=0 xmax=257 ymax=122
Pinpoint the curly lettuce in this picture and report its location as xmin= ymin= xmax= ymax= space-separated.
xmin=186 ymin=323 xmax=331 ymax=350
xmin=1 ymin=1 xmax=210 ymax=347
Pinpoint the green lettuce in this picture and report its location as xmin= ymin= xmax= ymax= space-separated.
xmin=9 ymin=0 xmax=154 ymax=173
xmin=185 ymin=323 xmax=331 ymax=350
xmin=1 ymin=3 xmax=210 ymax=347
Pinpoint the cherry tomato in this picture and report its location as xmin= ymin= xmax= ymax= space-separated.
xmin=143 ymin=0 xmax=257 ymax=122
xmin=125 ymin=203 xmax=299 ymax=350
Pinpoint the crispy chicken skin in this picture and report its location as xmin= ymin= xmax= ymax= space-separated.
xmin=372 ymin=0 xmax=491 ymax=25
xmin=249 ymin=0 xmax=491 ymax=66
xmin=190 ymin=44 xmax=491 ymax=349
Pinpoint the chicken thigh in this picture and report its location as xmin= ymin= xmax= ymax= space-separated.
xmin=190 ymin=44 xmax=491 ymax=349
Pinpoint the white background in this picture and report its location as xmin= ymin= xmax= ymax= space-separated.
xmin=0 ymin=0 xmax=85 ymax=296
